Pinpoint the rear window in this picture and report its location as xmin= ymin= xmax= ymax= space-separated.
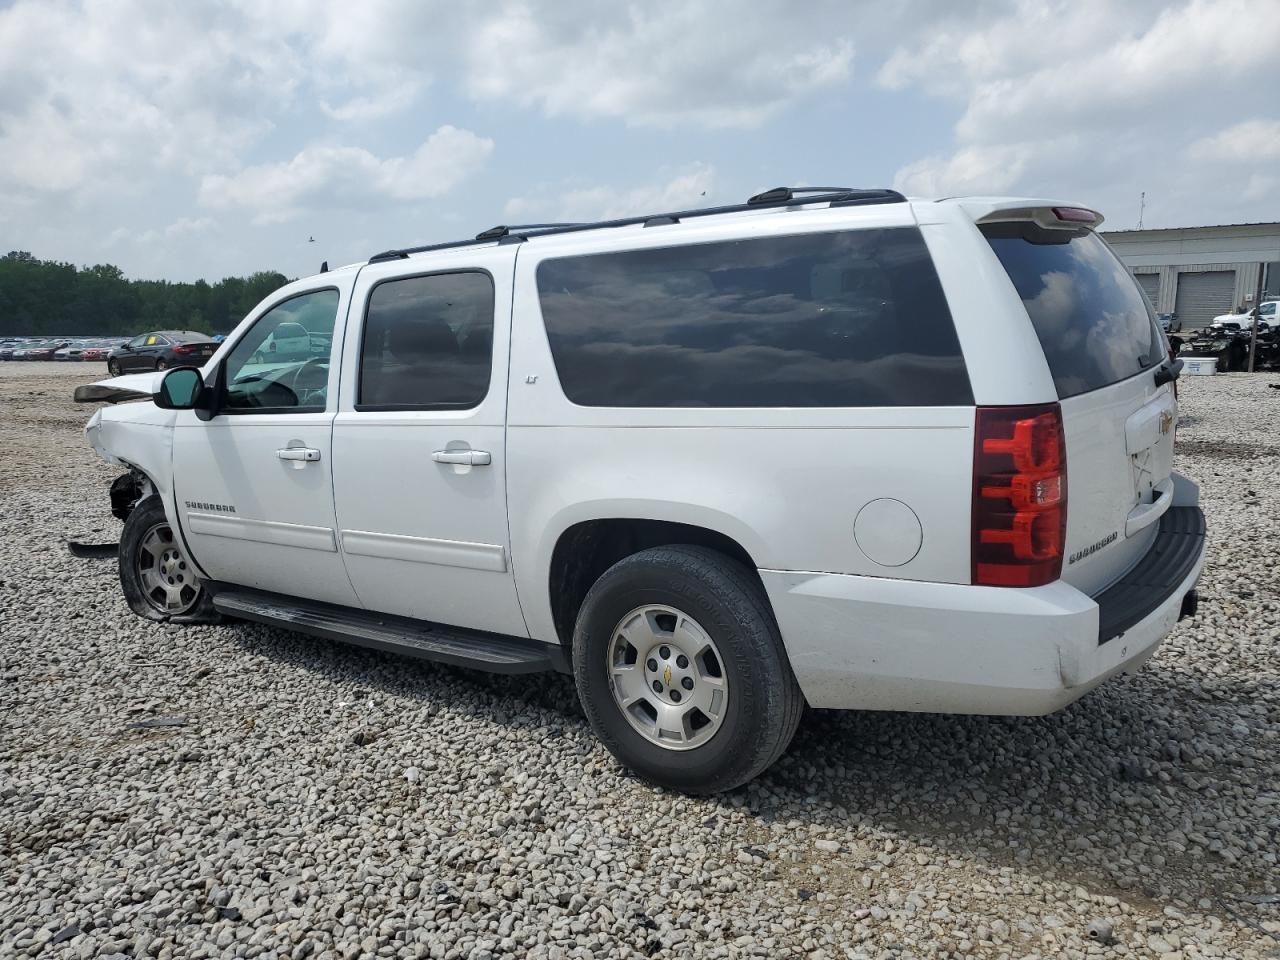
xmin=981 ymin=222 xmax=1164 ymax=398
xmin=535 ymin=228 xmax=972 ymax=408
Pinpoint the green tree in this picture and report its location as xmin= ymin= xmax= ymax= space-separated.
xmin=0 ymin=252 xmax=292 ymax=337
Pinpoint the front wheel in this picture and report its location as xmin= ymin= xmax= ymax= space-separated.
xmin=573 ymin=545 xmax=803 ymax=794
xmin=107 ymin=359 xmax=120 ymax=376
xmin=119 ymin=496 xmax=219 ymax=623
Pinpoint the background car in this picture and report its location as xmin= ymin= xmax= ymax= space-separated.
xmin=20 ymin=340 xmax=70 ymax=360
xmin=1211 ymin=301 xmax=1278 ymax=332
xmin=107 ymin=331 xmax=217 ymax=374
xmin=79 ymin=342 xmax=112 ymax=362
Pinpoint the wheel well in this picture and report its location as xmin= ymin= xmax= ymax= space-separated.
xmin=548 ymin=519 xmax=761 ymax=646
xmin=110 ymin=469 xmax=155 ymax=522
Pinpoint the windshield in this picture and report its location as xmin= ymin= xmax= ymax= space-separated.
xmin=981 ymin=223 xmax=1164 ymax=398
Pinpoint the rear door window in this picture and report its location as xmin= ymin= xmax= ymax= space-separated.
xmin=980 ymin=223 xmax=1164 ymax=398
xmin=535 ymin=228 xmax=972 ymax=407
xmin=357 ymin=271 xmax=494 ymax=410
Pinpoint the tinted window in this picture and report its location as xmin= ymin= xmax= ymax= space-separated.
xmin=981 ymin=223 xmax=1164 ymax=398
xmin=224 ymin=289 xmax=339 ymax=412
xmin=358 ymin=271 xmax=494 ymax=409
xmin=536 ymin=228 xmax=971 ymax=407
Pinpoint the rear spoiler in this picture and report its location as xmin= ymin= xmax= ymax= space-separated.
xmin=975 ymin=205 xmax=1104 ymax=230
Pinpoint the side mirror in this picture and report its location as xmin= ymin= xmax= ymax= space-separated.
xmin=154 ymin=366 xmax=205 ymax=411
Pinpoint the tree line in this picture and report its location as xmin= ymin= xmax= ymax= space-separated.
xmin=0 ymin=251 xmax=292 ymax=337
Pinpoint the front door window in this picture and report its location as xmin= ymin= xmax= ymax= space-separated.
xmin=222 ymin=289 xmax=339 ymax=412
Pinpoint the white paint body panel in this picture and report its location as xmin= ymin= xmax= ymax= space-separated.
xmin=170 ymin=273 xmax=361 ymax=605
xmin=762 ymin=488 xmax=1203 ymax=714
xmin=329 ymin=245 xmax=529 ymax=638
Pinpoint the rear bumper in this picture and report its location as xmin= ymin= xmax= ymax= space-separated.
xmin=762 ymin=504 xmax=1206 ymax=716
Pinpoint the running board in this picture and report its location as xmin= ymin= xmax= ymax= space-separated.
xmin=209 ymin=587 xmax=563 ymax=674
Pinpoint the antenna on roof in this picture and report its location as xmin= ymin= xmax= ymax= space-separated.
xmin=320 ymin=261 xmax=329 ymax=274
xmin=1137 ymin=191 xmax=1146 ymax=230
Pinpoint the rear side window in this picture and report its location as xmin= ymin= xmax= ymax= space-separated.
xmin=981 ymin=223 xmax=1164 ymax=398
xmin=358 ymin=271 xmax=494 ymax=410
xmin=535 ymin=228 xmax=972 ymax=407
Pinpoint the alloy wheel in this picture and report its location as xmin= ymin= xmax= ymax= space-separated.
xmin=135 ymin=522 xmax=199 ymax=615
xmin=607 ymin=604 xmax=729 ymax=750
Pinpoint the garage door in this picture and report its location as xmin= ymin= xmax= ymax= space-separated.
xmin=1134 ymin=272 xmax=1160 ymax=307
xmin=1174 ymin=271 xmax=1235 ymax=329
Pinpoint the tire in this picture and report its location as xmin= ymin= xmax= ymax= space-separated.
xmin=155 ymin=358 xmax=167 ymax=371
xmin=107 ymin=359 xmax=120 ymax=376
xmin=119 ymin=496 xmax=219 ymax=624
xmin=572 ymin=545 xmax=803 ymax=794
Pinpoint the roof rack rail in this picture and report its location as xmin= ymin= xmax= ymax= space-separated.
xmin=367 ymin=186 xmax=905 ymax=262
xmin=475 ymin=223 xmax=582 ymax=241
xmin=748 ymin=186 xmax=859 ymax=205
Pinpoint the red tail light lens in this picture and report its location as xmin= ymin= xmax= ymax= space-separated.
xmin=172 ymin=344 xmax=199 ymax=354
xmin=973 ymin=404 xmax=1067 ymax=587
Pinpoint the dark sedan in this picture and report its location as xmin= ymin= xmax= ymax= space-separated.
xmin=107 ymin=331 xmax=217 ymax=375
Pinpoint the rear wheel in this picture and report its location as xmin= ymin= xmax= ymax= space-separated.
xmin=119 ymin=496 xmax=219 ymax=623
xmin=572 ymin=545 xmax=803 ymax=794
xmin=155 ymin=358 xmax=168 ymax=371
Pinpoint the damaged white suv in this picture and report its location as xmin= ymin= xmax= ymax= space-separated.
xmin=80 ymin=187 xmax=1206 ymax=793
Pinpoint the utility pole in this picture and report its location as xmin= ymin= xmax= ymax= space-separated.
xmin=1137 ymin=192 xmax=1145 ymax=230
xmin=1248 ymin=262 xmax=1263 ymax=372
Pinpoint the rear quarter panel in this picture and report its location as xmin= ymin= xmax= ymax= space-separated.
xmin=506 ymin=206 xmax=978 ymax=646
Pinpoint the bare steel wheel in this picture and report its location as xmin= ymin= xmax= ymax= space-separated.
xmin=134 ymin=521 xmax=199 ymax=615
xmin=608 ymin=604 xmax=729 ymax=750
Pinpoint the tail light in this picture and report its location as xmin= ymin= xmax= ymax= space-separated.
xmin=172 ymin=343 xmax=200 ymax=355
xmin=972 ymin=404 xmax=1067 ymax=587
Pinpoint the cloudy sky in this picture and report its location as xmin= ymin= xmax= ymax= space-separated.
xmin=1 ymin=0 xmax=1278 ymax=282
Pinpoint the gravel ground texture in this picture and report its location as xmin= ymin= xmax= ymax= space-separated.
xmin=2 ymin=361 xmax=1278 ymax=960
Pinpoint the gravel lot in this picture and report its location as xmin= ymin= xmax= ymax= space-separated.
xmin=2 ymin=361 xmax=1278 ymax=960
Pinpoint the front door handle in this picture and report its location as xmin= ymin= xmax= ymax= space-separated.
xmin=277 ymin=447 xmax=321 ymax=462
xmin=432 ymin=449 xmax=492 ymax=466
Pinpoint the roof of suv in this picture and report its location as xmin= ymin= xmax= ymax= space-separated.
xmin=310 ymin=190 xmax=1100 ymax=286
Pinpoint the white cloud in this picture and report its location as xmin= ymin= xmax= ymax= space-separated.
xmin=198 ymin=126 xmax=494 ymax=223
xmin=504 ymin=164 xmax=716 ymax=223
xmin=0 ymin=0 xmax=295 ymax=195
xmin=880 ymin=0 xmax=1280 ymax=225
xmin=464 ymin=2 xmax=853 ymax=128
xmin=893 ymin=144 xmax=1035 ymax=197
xmin=1189 ymin=120 xmax=1280 ymax=165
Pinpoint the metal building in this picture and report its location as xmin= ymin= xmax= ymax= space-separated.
xmin=1102 ymin=222 xmax=1280 ymax=329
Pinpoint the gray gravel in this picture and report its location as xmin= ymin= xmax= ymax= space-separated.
xmin=2 ymin=361 xmax=1279 ymax=959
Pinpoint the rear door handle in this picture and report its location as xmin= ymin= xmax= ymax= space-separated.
xmin=432 ymin=449 xmax=492 ymax=466
xmin=277 ymin=447 xmax=321 ymax=462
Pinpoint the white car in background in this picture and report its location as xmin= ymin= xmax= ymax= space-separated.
xmin=1211 ymin=300 xmax=1279 ymax=331
xmin=76 ymin=188 xmax=1206 ymax=793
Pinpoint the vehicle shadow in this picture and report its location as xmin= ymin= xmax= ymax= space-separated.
xmin=225 ymin=620 xmax=1268 ymax=909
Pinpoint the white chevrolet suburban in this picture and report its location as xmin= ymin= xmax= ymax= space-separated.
xmin=78 ymin=187 xmax=1205 ymax=793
